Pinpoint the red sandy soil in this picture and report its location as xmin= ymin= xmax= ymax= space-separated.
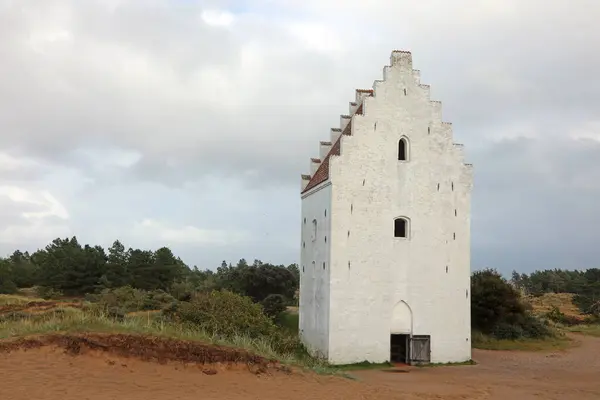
xmin=1 ymin=333 xmax=599 ymax=400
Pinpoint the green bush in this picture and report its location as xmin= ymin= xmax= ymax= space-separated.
xmin=164 ymin=289 xmax=305 ymax=354
xmin=520 ymin=314 xmax=553 ymax=338
xmin=471 ymin=269 xmax=527 ymax=333
xmin=86 ymin=286 xmax=176 ymax=314
xmin=169 ymin=290 xmax=277 ymax=339
xmin=492 ymin=322 xmax=525 ymax=340
xmin=261 ymin=294 xmax=287 ymax=319
xmin=573 ymin=294 xmax=600 ymax=317
xmin=169 ymin=280 xmax=196 ymax=301
xmin=471 ymin=269 xmax=554 ymax=340
xmin=490 ymin=314 xmax=552 ymax=340
xmin=35 ymin=286 xmax=64 ymax=299
xmin=545 ymin=306 xmax=583 ymax=326
xmin=0 ymin=279 xmax=18 ymax=295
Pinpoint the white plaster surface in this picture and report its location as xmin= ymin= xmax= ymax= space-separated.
xmin=300 ymin=51 xmax=473 ymax=365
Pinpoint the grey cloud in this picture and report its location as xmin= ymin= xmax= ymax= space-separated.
xmin=0 ymin=1 xmax=599 ymax=273
xmin=471 ymin=137 xmax=600 ymax=273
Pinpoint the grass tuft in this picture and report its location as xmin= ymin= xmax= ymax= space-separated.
xmin=0 ymin=305 xmax=345 ymax=375
xmin=0 ymin=294 xmax=46 ymax=305
xmin=565 ymin=324 xmax=600 ymax=338
xmin=471 ymin=330 xmax=573 ymax=351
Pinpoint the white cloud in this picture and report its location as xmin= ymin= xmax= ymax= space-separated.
xmin=0 ymin=185 xmax=71 ymax=250
xmin=0 ymin=152 xmax=41 ymax=172
xmin=570 ymin=121 xmax=600 ymax=142
xmin=0 ymin=221 xmax=71 ymax=246
xmin=201 ymin=9 xmax=235 ymax=27
xmin=132 ymin=218 xmax=249 ymax=246
xmin=287 ymin=22 xmax=342 ymax=53
xmin=0 ymin=186 xmax=69 ymax=220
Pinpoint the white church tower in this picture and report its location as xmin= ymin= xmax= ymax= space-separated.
xmin=299 ymin=50 xmax=473 ymax=365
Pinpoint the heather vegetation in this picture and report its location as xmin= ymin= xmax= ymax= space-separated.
xmin=511 ymin=268 xmax=600 ymax=318
xmin=0 ymin=236 xmax=599 ymax=362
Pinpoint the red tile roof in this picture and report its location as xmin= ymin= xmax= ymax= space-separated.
xmin=302 ymin=94 xmax=368 ymax=194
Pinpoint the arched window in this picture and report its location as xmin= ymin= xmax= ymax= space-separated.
xmin=398 ymin=138 xmax=408 ymax=161
xmin=394 ymin=217 xmax=409 ymax=238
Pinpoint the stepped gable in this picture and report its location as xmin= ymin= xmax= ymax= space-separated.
xmin=302 ymin=98 xmax=367 ymax=193
xmin=302 ymin=50 xmax=455 ymax=194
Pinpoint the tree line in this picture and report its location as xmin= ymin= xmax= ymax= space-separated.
xmin=0 ymin=236 xmax=299 ymax=306
xmin=511 ymin=268 xmax=600 ymax=316
xmin=0 ymin=236 xmax=598 ymax=326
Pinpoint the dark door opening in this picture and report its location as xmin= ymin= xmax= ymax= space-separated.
xmin=390 ymin=334 xmax=409 ymax=364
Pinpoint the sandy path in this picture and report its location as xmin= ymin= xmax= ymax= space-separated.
xmin=1 ymin=334 xmax=599 ymax=400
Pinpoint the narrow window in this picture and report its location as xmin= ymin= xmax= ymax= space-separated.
xmin=394 ymin=218 xmax=408 ymax=238
xmin=446 ymin=266 xmax=448 ymax=273
xmin=311 ymin=219 xmax=317 ymax=242
xmin=398 ymin=138 xmax=408 ymax=161
xmin=350 ymin=204 xmax=353 ymax=213
xmin=302 ymin=265 xmax=304 ymax=272
xmin=453 ymin=232 xmax=456 ymax=240
xmin=451 ymin=182 xmax=454 ymax=191
xmin=324 ymin=209 xmax=327 ymax=217
xmin=324 ymin=236 xmax=327 ymax=243
xmin=303 ymin=242 xmax=305 ymax=248
xmin=403 ymin=88 xmax=407 ymax=95
xmin=348 ymin=261 xmax=351 ymax=269
xmin=362 ymin=179 xmax=365 ymax=186
xmin=428 ymin=126 xmax=430 ymax=134
xmin=322 ymin=262 xmax=326 ymax=270
xmin=303 ymin=218 xmax=306 ymax=224
xmin=454 ymin=209 xmax=457 ymax=217
xmin=437 ymin=183 xmax=440 ymax=191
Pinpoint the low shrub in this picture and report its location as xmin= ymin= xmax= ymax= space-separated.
xmin=35 ymin=286 xmax=64 ymax=300
xmin=491 ymin=313 xmax=552 ymax=340
xmin=168 ymin=290 xmax=276 ymax=338
xmin=86 ymin=286 xmax=176 ymax=314
xmin=545 ymin=306 xmax=584 ymax=326
xmin=520 ymin=314 xmax=553 ymax=338
xmin=165 ymin=289 xmax=304 ymax=354
xmin=169 ymin=281 xmax=196 ymax=301
xmin=261 ymin=294 xmax=287 ymax=319
xmin=0 ymin=280 xmax=18 ymax=295
xmin=492 ymin=323 xmax=524 ymax=340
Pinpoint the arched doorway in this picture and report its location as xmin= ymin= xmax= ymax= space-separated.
xmin=390 ymin=300 xmax=413 ymax=363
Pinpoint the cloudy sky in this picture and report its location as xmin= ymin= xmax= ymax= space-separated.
xmin=0 ymin=0 xmax=599 ymax=274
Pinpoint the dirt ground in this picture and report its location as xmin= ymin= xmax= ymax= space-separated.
xmin=1 ymin=334 xmax=599 ymax=400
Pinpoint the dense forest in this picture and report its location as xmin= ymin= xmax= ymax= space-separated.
xmin=0 ymin=236 xmax=599 ymax=323
xmin=0 ymin=236 xmax=299 ymax=308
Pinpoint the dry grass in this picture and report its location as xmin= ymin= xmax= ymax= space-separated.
xmin=0 ymin=297 xmax=341 ymax=375
xmin=527 ymin=293 xmax=584 ymax=319
xmin=0 ymin=294 xmax=46 ymax=305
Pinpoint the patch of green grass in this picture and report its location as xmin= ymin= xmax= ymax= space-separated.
xmin=329 ymin=361 xmax=393 ymax=371
xmin=275 ymin=311 xmax=299 ymax=333
xmin=471 ymin=330 xmax=573 ymax=351
xmin=565 ymin=324 xmax=600 ymax=337
xmin=415 ymin=359 xmax=477 ymax=368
